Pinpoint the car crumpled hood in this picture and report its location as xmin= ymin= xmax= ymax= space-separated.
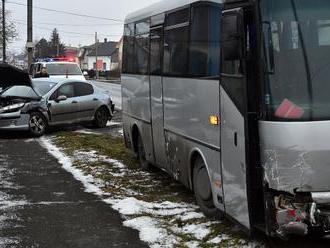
xmin=0 ymin=63 xmax=32 ymax=89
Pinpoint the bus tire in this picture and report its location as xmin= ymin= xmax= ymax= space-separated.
xmin=193 ymin=157 xmax=222 ymax=219
xmin=137 ymin=134 xmax=151 ymax=170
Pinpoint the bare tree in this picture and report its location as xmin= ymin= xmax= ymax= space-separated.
xmin=0 ymin=7 xmax=18 ymax=46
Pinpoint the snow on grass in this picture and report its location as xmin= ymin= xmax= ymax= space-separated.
xmin=123 ymin=216 xmax=176 ymax=247
xmin=39 ymin=135 xmax=264 ymax=248
xmin=107 ymin=121 xmax=122 ymax=127
xmin=73 ymin=130 xmax=102 ymax=135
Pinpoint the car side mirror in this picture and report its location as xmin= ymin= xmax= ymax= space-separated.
xmin=83 ymin=71 xmax=88 ymax=76
xmin=221 ymin=9 xmax=244 ymax=61
xmin=56 ymin=95 xmax=67 ymax=102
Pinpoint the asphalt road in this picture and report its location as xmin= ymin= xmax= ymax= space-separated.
xmin=0 ymin=131 xmax=147 ymax=248
xmin=90 ymin=81 xmax=122 ymax=110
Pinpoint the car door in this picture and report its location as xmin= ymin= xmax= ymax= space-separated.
xmin=73 ymin=82 xmax=98 ymax=121
xmin=48 ymin=83 xmax=79 ymax=124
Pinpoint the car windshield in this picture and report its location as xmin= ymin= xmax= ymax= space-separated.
xmin=261 ymin=0 xmax=330 ymax=121
xmin=46 ymin=64 xmax=82 ymax=75
xmin=32 ymin=81 xmax=57 ymax=96
xmin=1 ymin=86 xmax=40 ymax=99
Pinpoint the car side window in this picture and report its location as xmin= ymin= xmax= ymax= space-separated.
xmin=57 ymin=83 xmax=75 ymax=98
xmin=74 ymin=82 xmax=94 ymax=97
xmin=49 ymin=90 xmax=58 ymax=101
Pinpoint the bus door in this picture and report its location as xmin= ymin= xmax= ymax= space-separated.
xmin=149 ymin=26 xmax=168 ymax=169
xmin=220 ymin=8 xmax=251 ymax=230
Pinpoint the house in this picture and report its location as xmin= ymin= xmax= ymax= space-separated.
xmin=78 ymin=39 xmax=118 ymax=72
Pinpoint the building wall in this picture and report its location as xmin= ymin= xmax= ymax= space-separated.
xmin=87 ymin=56 xmax=112 ymax=71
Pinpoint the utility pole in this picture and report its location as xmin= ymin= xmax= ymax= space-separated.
xmin=95 ymin=32 xmax=99 ymax=79
xmin=2 ymin=0 xmax=6 ymax=63
xmin=27 ymin=0 xmax=33 ymax=68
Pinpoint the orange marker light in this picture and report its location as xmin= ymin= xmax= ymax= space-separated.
xmin=210 ymin=115 xmax=220 ymax=125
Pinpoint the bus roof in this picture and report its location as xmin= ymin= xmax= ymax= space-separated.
xmin=125 ymin=0 xmax=224 ymax=24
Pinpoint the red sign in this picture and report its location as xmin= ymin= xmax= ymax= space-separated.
xmin=96 ymin=60 xmax=103 ymax=70
xmin=275 ymin=99 xmax=304 ymax=119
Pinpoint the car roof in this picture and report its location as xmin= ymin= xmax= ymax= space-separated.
xmin=32 ymin=78 xmax=89 ymax=85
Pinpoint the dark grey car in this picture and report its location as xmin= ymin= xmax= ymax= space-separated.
xmin=0 ymin=64 xmax=114 ymax=137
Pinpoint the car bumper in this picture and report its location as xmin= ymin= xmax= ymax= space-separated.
xmin=0 ymin=112 xmax=29 ymax=130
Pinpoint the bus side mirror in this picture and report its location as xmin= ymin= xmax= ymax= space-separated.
xmin=221 ymin=10 xmax=244 ymax=61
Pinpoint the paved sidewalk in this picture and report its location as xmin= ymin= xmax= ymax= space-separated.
xmin=0 ymin=136 xmax=147 ymax=248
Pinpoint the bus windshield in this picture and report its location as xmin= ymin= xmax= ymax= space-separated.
xmin=261 ymin=0 xmax=330 ymax=121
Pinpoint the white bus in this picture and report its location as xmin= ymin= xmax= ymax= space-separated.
xmin=122 ymin=0 xmax=330 ymax=239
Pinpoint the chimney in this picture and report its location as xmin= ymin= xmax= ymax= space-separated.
xmin=104 ymin=38 xmax=108 ymax=43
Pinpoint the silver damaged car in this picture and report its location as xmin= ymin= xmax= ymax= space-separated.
xmin=0 ymin=64 xmax=114 ymax=136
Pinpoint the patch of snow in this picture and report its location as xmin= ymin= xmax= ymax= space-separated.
xmin=181 ymin=223 xmax=212 ymax=240
xmin=179 ymin=212 xmax=205 ymax=221
xmin=107 ymin=121 xmax=122 ymax=127
xmin=0 ymin=200 xmax=30 ymax=210
xmin=118 ymin=129 xmax=124 ymax=136
xmin=208 ymin=235 xmax=230 ymax=244
xmin=108 ymin=197 xmax=197 ymax=217
xmin=73 ymin=130 xmax=101 ymax=135
xmin=0 ymin=237 xmax=20 ymax=246
xmin=124 ymin=216 xmax=177 ymax=248
xmin=185 ymin=241 xmax=200 ymax=248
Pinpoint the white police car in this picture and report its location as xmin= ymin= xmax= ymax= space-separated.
xmin=29 ymin=58 xmax=86 ymax=81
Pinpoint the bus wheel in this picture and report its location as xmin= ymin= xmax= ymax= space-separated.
xmin=137 ymin=134 xmax=151 ymax=170
xmin=193 ymin=157 xmax=222 ymax=218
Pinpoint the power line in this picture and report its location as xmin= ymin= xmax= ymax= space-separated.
xmin=13 ymin=19 xmax=123 ymax=27
xmin=13 ymin=20 xmax=122 ymax=37
xmin=7 ymin=1 xmax=124 ymax=22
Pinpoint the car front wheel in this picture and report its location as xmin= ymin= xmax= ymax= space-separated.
xmin=29 ymin=112 xmax=47 ymax=137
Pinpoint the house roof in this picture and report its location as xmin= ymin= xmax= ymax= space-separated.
xmin=125 ymin=0 xmax=224 ymax=23
xmin=87 ymin=41 xmax=118 ymax=57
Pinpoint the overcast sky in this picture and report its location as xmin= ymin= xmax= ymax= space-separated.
xmin=7 ymin=0 xmax=160 ymax=53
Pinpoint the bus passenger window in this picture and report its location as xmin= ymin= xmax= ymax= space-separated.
xmin=123 ymin=23 xmax=135 ymax=74
xmin=163 ymin=9 xmax=190 ymax=76
xmin=135 ymin=20 xmax=150 ymax=75
xmin=190 ymin=4 xmax=221 ymax=78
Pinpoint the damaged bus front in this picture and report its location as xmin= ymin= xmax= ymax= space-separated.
xmin=260 ymin=0 xmax=330 ymax=238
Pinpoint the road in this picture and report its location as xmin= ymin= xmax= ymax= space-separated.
xmin=90 ymin=81 xmax=122 ymax=110
xmin=0 ymin=132 xmax=147 ymax=248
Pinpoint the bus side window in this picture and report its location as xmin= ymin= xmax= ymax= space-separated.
xmin=135 ymin=19 xmax=150 ymax=75
xmin=163 ymin=8 xmax=190 ymax=76
xmin=189 ymin=4 xmax=221 ymax=78
xmin=123 ymin=23 xmax=135 ymax=74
